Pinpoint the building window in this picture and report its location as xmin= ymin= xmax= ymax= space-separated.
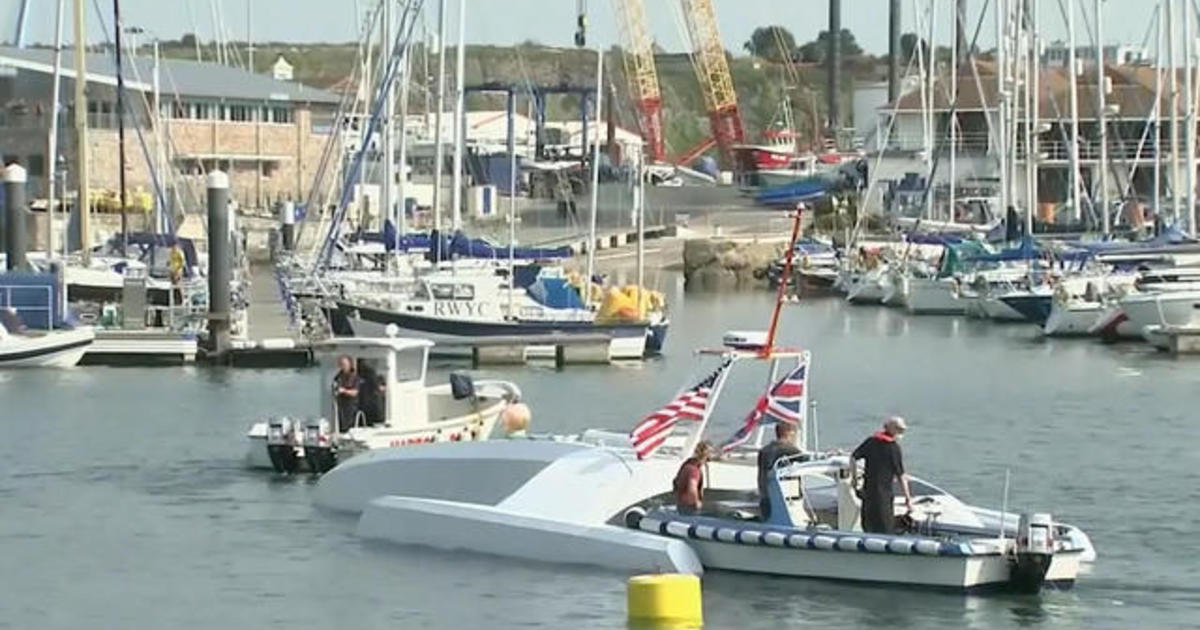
xmin=270 ymin=106 xmax=294 ymax=124
xmin=27 ymin=154 xmax=45 ymax=177
xmin=171 ymin=101 xmax=186 ymax=119
xmin=192 ymin=102 xmax=212 ymax=120
xmin=228 ymin=105 xmax=252 ymax=122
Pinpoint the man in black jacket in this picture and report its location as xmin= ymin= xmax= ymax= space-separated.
xmin=850 ymin=416 xmax=913 ymax=534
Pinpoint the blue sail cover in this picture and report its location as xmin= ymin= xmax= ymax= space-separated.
xmin=526 ymin=276 xmax=585 ymax=309
xmin=754 ymin=177 xmax=832 ymax=207
xmin=965 ymin=236 xmax=1091 ymax=263
xmin=377 ymin=222 xmax=573 ymax=259
xmin=1069 ymin=226 xmax=1199 ymax=253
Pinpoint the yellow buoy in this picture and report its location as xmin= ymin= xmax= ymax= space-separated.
xmin=627 ymin=573 xmax=702 ymax=628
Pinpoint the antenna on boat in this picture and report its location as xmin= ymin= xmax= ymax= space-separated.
xmin=999 ymin=468 xmax=1011 ymax=546
xmin=760 ymin=203 xmax=805 ymax=357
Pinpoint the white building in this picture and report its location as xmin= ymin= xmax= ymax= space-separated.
xmin=272 ymin=55 xmax=294 ymax=81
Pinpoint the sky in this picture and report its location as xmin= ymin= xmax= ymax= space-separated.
xmin=0 ymin=1 xmax=1166 ymax=57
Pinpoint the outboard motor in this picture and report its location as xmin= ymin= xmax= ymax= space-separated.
xmin=1010 ymin=512 xmax=1056 ymax=593
xmin=450 ymin=372 xmax=476 ymax=401
xmin=302 ymin=418 xmax=338 ymax=474
xmin=266 ymin=417 xmax=300 ymax=474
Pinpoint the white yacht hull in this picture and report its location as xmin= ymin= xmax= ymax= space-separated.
xmin=1043 ymin=300 xmax=1103 ymax=337
xmin=341 ymin=307 xmax=648 ymax=360
xmin=1120 ymin=291 xmax=1200 ymax=339
xmin=905 ymin=278 xmax=967 ymax=315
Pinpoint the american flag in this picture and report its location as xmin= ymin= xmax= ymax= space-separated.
xmin=720 ymin=360 xmax=808 ymax=454
xmin=629 ymin=361 xmax=729 ymax=460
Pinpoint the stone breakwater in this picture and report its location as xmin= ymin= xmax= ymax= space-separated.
xmin=682 ymin=238 xmax=784 ymax=291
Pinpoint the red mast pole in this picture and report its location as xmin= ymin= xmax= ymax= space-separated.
xmin=761 ymin=204 xmax=805 ymax=356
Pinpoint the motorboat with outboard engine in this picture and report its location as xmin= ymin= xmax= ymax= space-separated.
xmin=626 ymin=454 xmax=1083 ymax=592
xmin=0 ymin=310 xmax=94 ymax=368
xmin=244 ymin=332 xmax=521 ymax=474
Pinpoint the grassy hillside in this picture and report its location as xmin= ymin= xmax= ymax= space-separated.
xmin=160 ymin=41 xmax=882 ymax=159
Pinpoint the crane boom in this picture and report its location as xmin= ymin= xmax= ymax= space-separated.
xmin=612 ymin=0 xmax=665 ymax=163
xmin=679 ymin=0 xmax=744 ymax=167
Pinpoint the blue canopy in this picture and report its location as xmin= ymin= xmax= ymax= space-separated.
xmin=526 ymin=276 xmax=584 ymax=309
xmin=793 ymin=238 xmax=835 ymax=255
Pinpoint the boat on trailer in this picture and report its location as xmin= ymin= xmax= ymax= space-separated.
xmin=244 ymin=332 xmax=521 ymax=474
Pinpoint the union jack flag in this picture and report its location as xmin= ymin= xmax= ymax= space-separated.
xmin=720 ymin=359 xmax=809 ymax=454
xmin=630 ymin=361 xmax=730 ymax=460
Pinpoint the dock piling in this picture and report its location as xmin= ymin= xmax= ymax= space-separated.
xmin=207 ymin=170 xmax=232 ymax=358
xmin=4 ymin=163 xmax=29 ymax=271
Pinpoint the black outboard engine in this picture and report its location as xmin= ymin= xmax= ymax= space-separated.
xmin=266 ymin=417 xmax=300 ymax=474
xmin=302 ymin=418 xmax=338 ymax=474
xmin=1010 ymin=512 xmax=1056 ymax=593
xmin=450 ymin=372 xmax=476 ymax=401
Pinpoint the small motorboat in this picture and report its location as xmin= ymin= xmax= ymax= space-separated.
xmin=0 ymin=310 xmax=94 ymax=368
xmin=626 ymin=454 xmax=1086 ymax=593
xmin=244 ymin=331 xmax=521 ymax=474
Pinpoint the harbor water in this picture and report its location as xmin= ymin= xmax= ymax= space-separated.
xmin=2 ymin=282 xmax=1197 ymax=629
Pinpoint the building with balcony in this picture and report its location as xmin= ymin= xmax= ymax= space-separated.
xmin=0 ymin=46 xmax=340 ymax=211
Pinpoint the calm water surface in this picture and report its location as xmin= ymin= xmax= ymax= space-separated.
xmin=2 ymin=281 xmax=1198 ymax=629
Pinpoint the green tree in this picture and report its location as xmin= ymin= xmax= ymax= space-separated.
xmin=743 ymin=26 xmax=798 ymax=63
xmin=796 ymin=29 xmax=863 ymax=64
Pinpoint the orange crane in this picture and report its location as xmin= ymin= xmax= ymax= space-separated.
xmin=611 ymin=0 xmax=665 ymax=163
xmin=679 ymin=0 xmax=745 ymax=168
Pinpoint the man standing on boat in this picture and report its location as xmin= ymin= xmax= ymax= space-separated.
xmin=850 ymin=416 xmax=913 ymax=534
xmin=333 ymin=356 xmax=361 ymax=433
xmin=757 ymin=422 xmax=802 ymax=520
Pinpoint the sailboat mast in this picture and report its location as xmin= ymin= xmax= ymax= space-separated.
xmin=1067 ymin=0 xmax=1083 ymax=224
xmin=996 ymin=0 xmax=1009 ymax=220
xmin=47 ymin=0 xmax=66 ymax=258
xmin=1169 ymin=0 xmax=1181 ymax=227
xmin=73 ymin=0 xmax=90 ymax=265
xmin=382 ymin=0 xmax=395 ymax=243
xmin=1184 ymin=0 xmax=1197 ymax=236
xmin=398 ymin=27 xmax=412 ymax=241
xmin=450 ymin=0 xmax=465 ymax=231
xmin=1155 ymin=2 xmax=1164 ymax=224
xmin=584 ymin=47 xmax=603 ymax=301
xmin=1029 ymin=0 xmax=1039 ymax=234
xmin=635 ymin=149 xmax=645 ymax=319
xmin=431 ymin=0 xmax=447 ymax=233
xmin=507 ymin=89 xmax=516 ymax=317
xmin=1096 ymin=0 xmax=1111 ymax=235
xmin=113 ymin=0 xmax=129 ymax=254
xmin=950 ymin=1 xmax=959 ymax=224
